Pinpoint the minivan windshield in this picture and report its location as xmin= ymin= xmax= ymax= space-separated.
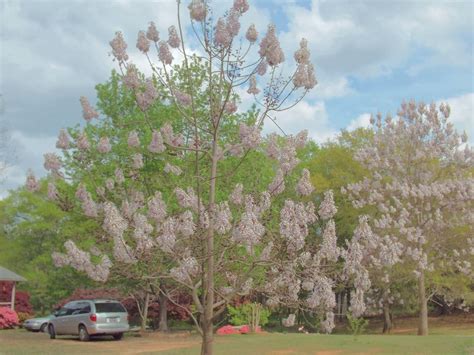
xmin=94 ymin=302 xmax=126 ymax=313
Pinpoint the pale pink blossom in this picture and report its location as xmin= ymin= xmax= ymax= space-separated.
xmin=115 ymin=168 xmax=125 ymax=184
xmin=158 ymin=41 xmax=173 ymax=64
xmin=296 ymin=168 xmax=314 ymax=196
xmin=146 ymin=22 xmax=160 ymax=42
xmin=258 ymin=25 xmax=284 ymax=66
xmin=157 ymin=217 xmax=177 ymax=253
xmin=97 ymin=136 xmax=111 ymax=153
xmin=230 ymin=183 xmax=244 ymax=205
xmin=136 ymin=30 xmax=150 ymax=53
xmin=320 ymin=312 xmax=335 ymax=333
xmin=268 ymin=169 xmax=285 ymax=196
xmin=280 ymin=200 xmax=317 ymax=253
xmin=105 ymin=178 xmax=114 ymax=191
xmin=177 ymin=211 xmax=195 ymax=237
xmin=294 ymin=38 xmax=310 ymax=64
xmin=136 ymin=79 xmax=158 ymax=111
xmin=214 ymin=18 xmax=231 ymax=47
xmin=239 ymin=123 xmax=261 ymax=149
xmin=80 ymin=96 xmax=99 ymax=122
xmin=226 ymin=10 xmax=240 ymax=37
xmin=224 ymin=101 xmax=237 ymax=114
xmin=148 ymin=130 xmax=165 ymax=153
xmin=77 ymin=131 xmax=90 ymax=150
xmin=48 ymin=182 xmax=58 ymax=200
xmin=148 ymin=191 xmax=167 ymax=224
xmin=245 ymin=24 xmax=258 ymax=43
xmin=320 ymin=220 xmax=338 ymax=261
xmin=164 ymin=162 xmax=182 ymax=176
xmin=103 ymin=201 xmax=128 ymax=238
xmin=256 ymin=60 xmax=267 ymax=75
xmin=174 ymin=90 xmax=192 ymax=106
xmin=282 ymin=314 xmax=295 ymax=327
xmin=43 ymin=153 xmax=62 ymax=172
xmin=167 ymin=26 xmax=181 ymax=48
xmin=233 ymin=0 xmax=249 ymax=13
xmin=132 ymin=153 xmax=144 ymax=169
xmin=75 ymin=183 xmax=88 ymax=202
xmin=247 ymin=75 xmax=260 ymax=95
xmin=123 ymin=64 xmax=141 ymax=90
xmin=109 ymin=31 xmax=129 ymax=62
xmin=319 ymin=190 xmax=337 ymax=220
xmin=128 ymin=130 xmax=140 ymax=147
xmin=188 ymin=0 xmax=206 ymax=22
xmin=212 ymin=202 xmax=232 ymax=235
xmin=56 ymin=129 xmax=70 ymax=149
xmin=174 ymin=187 xmax=199 ymax=212
xmin=25 ymin=170 xmax=40 ymax=192
xmin=170 ymin=256 xmax=199 ymax=283
xmin=82 ymin=192 xmax=98 ymax=217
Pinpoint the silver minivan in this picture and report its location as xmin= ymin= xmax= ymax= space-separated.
xmin=48 ymin=299 xmax=129 ymax=341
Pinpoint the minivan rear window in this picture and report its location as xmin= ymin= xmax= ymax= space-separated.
xmin=94 ymin=302 xmax=126 ymax=313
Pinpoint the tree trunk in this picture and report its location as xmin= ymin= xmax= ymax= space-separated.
xmin=200 ymin=318 xmax=213 ymax=355
xmin=417 ymin=271 xmax=429 ymax=336
xmin=382 ymin=290 xmax=392 ymax=334
xmin=158 ymin=291 xmax=169 ymax=332
xmin=199 ymin=135 xmax=219 ymax=355
xmin=141 ymin=292 xmax=150 ymax=332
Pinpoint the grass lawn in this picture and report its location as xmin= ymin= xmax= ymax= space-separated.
xmin=0 ymin=315 xmax=473 ymax=355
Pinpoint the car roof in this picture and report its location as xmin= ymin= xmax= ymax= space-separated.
xmin=69 ymin=299 xmax=121 ymax=302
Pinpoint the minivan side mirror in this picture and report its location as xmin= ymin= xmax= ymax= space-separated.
xmin=53 ymin=310 xmax=59 ymax=317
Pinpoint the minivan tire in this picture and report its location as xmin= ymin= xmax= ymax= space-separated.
xmin=113 ymin=333 xmax=123 ymax=340
xmin=40 ymin=323 xmax=47 ymax=333
xmin=78 ymin=325 xmax=90 ymax=342
xmin=48 ymin=324 xmax=56 ymax=339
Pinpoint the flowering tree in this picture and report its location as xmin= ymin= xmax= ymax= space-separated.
xmin=343 ymin=101 xmax=474 ymax=335
xmin=27 ymin=1 xmax=344 ymax=353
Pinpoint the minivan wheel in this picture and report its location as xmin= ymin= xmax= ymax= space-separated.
xmin=48 ymin=324 xmax=56 ymax=339
xmin=113 ymin=333 xmax=123 ymax=340
xmin=40 ymin=323 xmax=47 ymax=333
xmin=78 ymin=325 xmax=90 ymax=342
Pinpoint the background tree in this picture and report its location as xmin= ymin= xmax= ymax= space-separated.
xmin=343 ymin=101 xmax=474 ymax=336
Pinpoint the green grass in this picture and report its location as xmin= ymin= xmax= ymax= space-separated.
xmin=0 ymin=329 xmax=473 ymax=355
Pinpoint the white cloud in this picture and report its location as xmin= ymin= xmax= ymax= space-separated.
xmin=437 ymin=93 xmax=474 ymax=141
xmin=347 ymin=113 xmax=371 ymax=131
xmin=0 ymin=131 xmax=57 ymax=198
xmin=264 ymin=100 xmax=337 ymax=144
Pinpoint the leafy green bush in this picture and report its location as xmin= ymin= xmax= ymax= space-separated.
xmin=346 ymin=313 xmax=368 ymax=336
xmin=227 ymin=302 xmax=270 ymax=331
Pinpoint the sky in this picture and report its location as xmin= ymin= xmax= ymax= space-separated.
xmin=0 ymin=0 xmax=473 ymax=197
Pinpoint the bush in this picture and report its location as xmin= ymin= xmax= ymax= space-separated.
xmin=0 ymin=282 xmax=33 ymax=315
xmin=346 ymin=314 xmax=368 ymax=336
xmin=0 ymin=307 xmax=19 ymax=329
xmin=227 ymin=302 xmax=270 ymax=331
xmin=17 ymin=312 xmax=31 ymax=323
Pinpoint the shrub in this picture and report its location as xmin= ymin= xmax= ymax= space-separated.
xmin=346 ymin=313 xmax=368 ymax=337
xmin=0 ymin=307 xmax=19 ymax=329
xmin=227 ymin=302 xmax=270 ymax=331
xmin=0 ymin=282 xmax=33 ymax=315
xmin=17 ymin=312 xmax=31 ymax=323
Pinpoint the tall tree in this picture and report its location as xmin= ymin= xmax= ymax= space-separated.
xmin=28 ymin=1 xmax=344 ymax=353
xmin=343 ymin=101 xmax=474 ymax=335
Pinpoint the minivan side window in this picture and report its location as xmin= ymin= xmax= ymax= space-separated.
xmin=73 ymin=302 xmax=91 ymax=315
xmin=94 ymin=302 xmax=127 ymax=313
xmin=57 ymin=303 xmax=76 ymax=317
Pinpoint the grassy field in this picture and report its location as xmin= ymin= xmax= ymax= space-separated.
xmin=0 ymin=315 xmax=473 ymax=355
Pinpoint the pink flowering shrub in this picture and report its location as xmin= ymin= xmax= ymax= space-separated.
xmin=0 ymin=308 xmax=19 ymax=329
